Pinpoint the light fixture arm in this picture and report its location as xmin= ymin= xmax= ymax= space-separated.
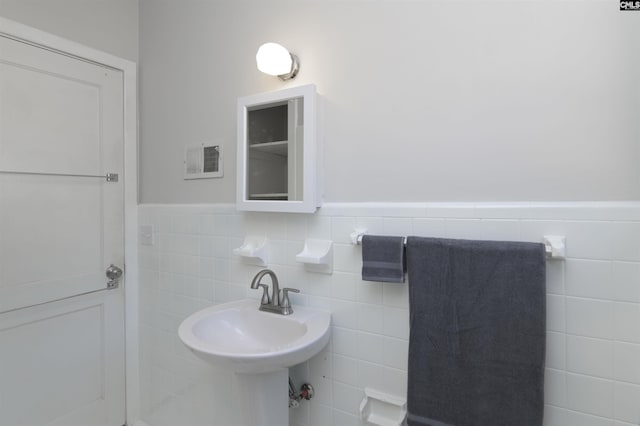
xmin=278 ymin=53 xmax=299 ymax=81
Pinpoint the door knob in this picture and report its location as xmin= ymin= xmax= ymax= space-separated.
xmin=106 ymin=264 xmax=123 ymax=289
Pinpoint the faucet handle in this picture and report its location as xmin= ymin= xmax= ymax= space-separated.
xmin=281 ymin=288 xmax=300 ymax=309
xmin=257 ymin=283 xmax=271 ymax=305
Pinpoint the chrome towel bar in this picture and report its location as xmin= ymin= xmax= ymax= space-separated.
xmin=350 ymin=228 xmax=566 ymax=260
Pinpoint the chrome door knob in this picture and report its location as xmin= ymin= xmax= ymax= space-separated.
xmin=106 ymin=264 xmax=123 ymax=289
xmin=106 ymin=264 xmax=123 ymax=280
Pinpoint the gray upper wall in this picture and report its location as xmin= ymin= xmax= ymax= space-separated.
xmin=139 ymin=0 xmax=640 ymax=204
xmin=0 ymin=0 xmax=139 ymax=62
xmin=140 ymin=0 xmax=640 ymax=203
xmin=2 ymin=1 xmax=639 ymax=203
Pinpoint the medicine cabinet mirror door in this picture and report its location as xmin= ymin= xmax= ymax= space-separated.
xmin=237 ymin=84 xmax=319 ymax=213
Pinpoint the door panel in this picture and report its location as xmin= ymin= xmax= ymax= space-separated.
xmin=0 ymin=36 xmax=123 ymax=176
xmin=0 ymin=290 xmax=125 ymax=426
xmin=0 ymin=60 xmax=102 ymax=174
xmin=0 ymin=33 xmax=126 ymax=426
xmin=0 ymin=175 xmax=103 ymax=312
xmin=0 ymin=35 xmax=124 ymax=313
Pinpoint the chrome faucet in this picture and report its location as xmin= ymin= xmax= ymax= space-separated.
xmin=250 ymin=269 xmax=299 ymax=315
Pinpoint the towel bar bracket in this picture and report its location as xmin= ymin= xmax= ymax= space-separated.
xmin=543 ymin=235 xmax=566 ymax=260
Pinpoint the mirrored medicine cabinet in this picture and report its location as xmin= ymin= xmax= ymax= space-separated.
xmin=236 ymin=84 xmax=321 ymax=213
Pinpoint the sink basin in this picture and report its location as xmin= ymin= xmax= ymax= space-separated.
xmin=178 ymin=299 xmax=331 ymax=374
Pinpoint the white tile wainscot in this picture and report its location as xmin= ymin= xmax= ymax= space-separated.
xmin=138 ymin=202 xmax=640 ymax=426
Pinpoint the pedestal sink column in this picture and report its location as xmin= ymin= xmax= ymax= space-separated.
xmin=178 ymin=300 xmax=331 ymax=425
xmin=234 ymin=369 xmax=289 ymax=426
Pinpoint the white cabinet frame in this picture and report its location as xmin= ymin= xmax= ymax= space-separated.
xmin=237 ymin=84 xmax=321 ymax=213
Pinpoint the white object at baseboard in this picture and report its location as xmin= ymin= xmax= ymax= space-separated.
xmin=295 ymin=239 xmax=333 ymax=274
xmin=233 ymin=236 xmax=269 ymax=266
xmin=359 ymin=388 xmax=407 ymax=426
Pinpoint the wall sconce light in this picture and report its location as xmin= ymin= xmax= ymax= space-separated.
xmin=255 ymin=42 xmax=299 ymax=81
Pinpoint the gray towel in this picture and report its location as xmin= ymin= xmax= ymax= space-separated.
xmin=406 ymin=237 xmax=546 ymax=426
xmin=361 ymin=235 xmax=405 ymax=283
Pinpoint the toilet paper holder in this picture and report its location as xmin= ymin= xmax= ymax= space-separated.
xmin=359 ymin=388 xmax=407 ymax=426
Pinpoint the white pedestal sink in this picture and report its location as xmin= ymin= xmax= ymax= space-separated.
xmin=178 ymin=299 xmax=331 ymax=426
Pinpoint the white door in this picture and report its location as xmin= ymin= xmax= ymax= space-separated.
xmin=0 ymin=34 xmax=125 ymax=426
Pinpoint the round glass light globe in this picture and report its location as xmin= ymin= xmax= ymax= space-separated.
xmin=256 ymin=43 xmax=292 ymax=76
